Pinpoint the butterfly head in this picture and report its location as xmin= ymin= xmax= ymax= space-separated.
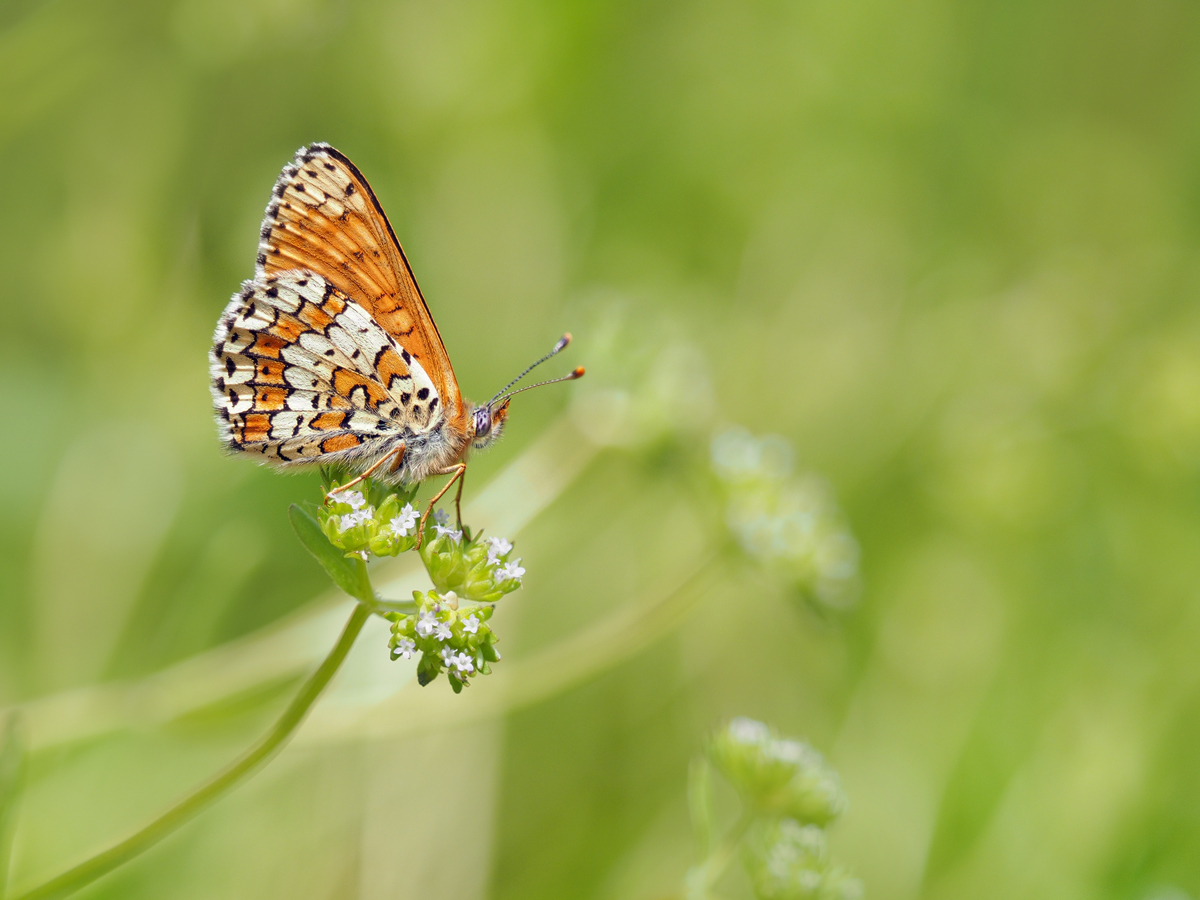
xmin=471 ymin=400 xmax=510 ymax=450
xmin=470 ymin=334 xmax=583 ymax=451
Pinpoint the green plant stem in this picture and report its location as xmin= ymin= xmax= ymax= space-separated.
xmin=368 ymin=598 xmax=419 ymax=615
xmin=12 ymin=603 xmax=372 ymax=900
xmin=684 ymin=811 xmax=754 ymax=900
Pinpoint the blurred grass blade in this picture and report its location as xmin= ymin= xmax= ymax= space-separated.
xmin=688 ymin=756 xmax=715 ymax=858
xmin=289 ymin=504 xmax=373 ymax=603
xmin=0 ymin=713 xmax=26 ymax=897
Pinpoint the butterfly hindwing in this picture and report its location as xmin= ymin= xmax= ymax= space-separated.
xmin=255 ymin=143 xmax=463 ymax=424
xmin=210 ymin=271 xmax=444 ymax=465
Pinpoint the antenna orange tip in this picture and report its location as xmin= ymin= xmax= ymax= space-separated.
xmin=572 ymin=366 xmax=585 ymax=378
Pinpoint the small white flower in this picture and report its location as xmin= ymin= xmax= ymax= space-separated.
xmin=393 ymin=638 xmax=416 ymax=659
xmin=452 ymin=652 xmax=475 ymax=674
xmin=435 ymin=623 xmax=453 ymax=642
xmin=440 ymin=645 xmax=456 ymax=665
xmin=330 ymin=489 xmax=366 ymax=510
xmin=389 ymin=503 xmax=419 ymax=537
xmin=497 ymin=559 xmax=525 ymax=583
xmin=434 ymin=524 xmax=463 ymax=542
xmin=415 ymin=610 xmax=438 ymax=637
xmin=338 ymin=507 xmax=374 ymax=532
xmin=729 ymin=717 xmax=771 ymax=745
xmin=434 ymin=508 xmax=450 ymax=526
xmin=486 ymin=536 xmax=513 ymax=564
xmin=461 ymin=614 xmax=480 ymax=634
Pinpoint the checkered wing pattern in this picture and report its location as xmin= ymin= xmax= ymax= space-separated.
xmin=210 ymin=270 xmax=442 ymax=466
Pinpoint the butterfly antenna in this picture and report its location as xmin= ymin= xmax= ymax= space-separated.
xmin=487 ymin=334 xmax=573 ymax=407
xmin=495 ymin=367 xmax=586 ymax=406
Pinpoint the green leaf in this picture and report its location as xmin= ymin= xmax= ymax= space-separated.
xmin=0 ymin=714 xmax=26 ymax=897
xmin=289 ymin=504 xmax=374 ymax=603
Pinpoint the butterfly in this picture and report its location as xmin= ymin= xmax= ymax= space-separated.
xmin=209 ymin=143 xmax=582 ymax=541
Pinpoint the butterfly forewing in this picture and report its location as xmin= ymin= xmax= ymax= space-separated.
xmin=256 ymin=143 xmax=463 ymax=421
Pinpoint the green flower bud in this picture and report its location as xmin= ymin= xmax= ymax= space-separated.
xmin=419 ymin=513 xmax=525 ymax=602
xmin=742 ymin=818 xmax=861 ymax=900
xmin=387 ymin=590 xmax=501 ymax=691
xmin=368 ymin=493 xmax=420 ymax=557
xmin=316 ymin=480 xmax=421 ymax=559
xmin=708 ymin=719 xmax=846 ymax=826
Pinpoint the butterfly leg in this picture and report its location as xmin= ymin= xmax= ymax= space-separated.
xmin=453 ymin=466 xmax=467 ymax=534
xmin=416 ymin=463 xmax=467 ymax=549
xmin=323 ymin=441 xmax=406 ymax=502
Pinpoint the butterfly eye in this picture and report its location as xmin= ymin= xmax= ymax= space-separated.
xmin=473 ymin=407 xmax=492 ymax=438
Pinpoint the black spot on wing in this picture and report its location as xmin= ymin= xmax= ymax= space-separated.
xmin=417 ymin=387 xmax=429 ymax=401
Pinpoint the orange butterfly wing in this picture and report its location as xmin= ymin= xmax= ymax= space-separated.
xmin=255 ymin=143 xmax=464 ymax=423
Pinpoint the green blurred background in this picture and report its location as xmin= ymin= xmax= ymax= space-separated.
xmin=3 ymin=0 xmax=1200 ymax=897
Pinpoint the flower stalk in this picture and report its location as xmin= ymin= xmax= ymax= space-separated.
xmin=13 ymin=474 xmax=527 ymax=899
xmin=13 ymin=603 xmax=371 ymax=900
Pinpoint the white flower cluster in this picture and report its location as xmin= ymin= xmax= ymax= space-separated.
xmin=712 ymin=428 xmax=860 ymax=610
xmin=329 ymin=490 xmax=376 ymax=532
xmin=389 ymin=589 xmax=501 ymax=691
xmin=432 ymin=508 xmax=463 ymax=542
xmin=329 ymin=489 xmax=366 ymax=509
xmin=320 ymin=482 xmax=422 ymax=559
xmin=389 ymin=503 xmax=419 ymax=537
xmin=485 ymin=536 xmax=524 ymax=583
xmin=728 ymin=717 xmax=825 ymax=771
xmin=709 ymin=717 xmax=847 ymax=827
xmin=439 ymin=645 xmax=476 ymax=674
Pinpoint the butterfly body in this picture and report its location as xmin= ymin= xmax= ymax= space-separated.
xmin=210 ymin=143 xmax=512 ymax=486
